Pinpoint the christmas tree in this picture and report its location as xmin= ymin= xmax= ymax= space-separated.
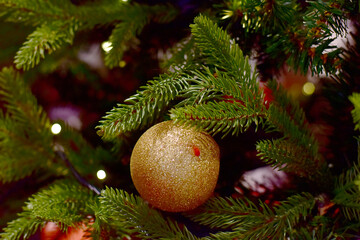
xmin=1 ymin=0 xmax=360 ymax=239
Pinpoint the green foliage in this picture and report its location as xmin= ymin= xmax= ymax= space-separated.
xmin=0 ymin=0 xmax=73 ymax=25
xmin=93 ymin=187 xmax=197 ymax=239
xmin=188 ymin=193 xmax=316 ymax=240
xmin=333 ymin=154 xmax=360 ymax=221
xmin=25 ymin=180 xmax=95 ymax=228
xmin=255 ymin=80 xmax=327 ymax=180
xmin=221 ymin=0 xmax=299 ymax=33
xmin=105 ymin=4 xmax=177 ymax=68
xmin=171 ymin=67 xmax=265 ymax=136
xmin=0 ymin=212 xmax=43 ymax=240
xmin=256 ymin=139 xmax=321 ymax=178
xmin=0 ymin=67 xmax=55 ymax=182
xmin=170 ymin=15 xmax=265 ymax=136
xmin=1 ymin=0 xmax=177 ymax=70
xmin=0 ymin=67 xmax=50 ymax=130
xmin=265 ymin=80 xmax=318 ymax=153
xmin=0 ymin=67 xmax=110 ymax=183
xmin=14 ymin=20 xmax=78 ymax=70
xmin=349 ymin=92 xmax=360 ymax=131
xmin=190 ymin=15 xmax=256 ymax=80
xmin=0 ymin=180 xmax=95 ymax=240
xmin=97 ymin=71 xmax=189 ymax=140
xmin=221 ymin=0 xmax=349 ymax=74
xmin=332 ymin=94 xmax=360 ymax=221
xmin=171 ymin=100 xmax=265 ymax=136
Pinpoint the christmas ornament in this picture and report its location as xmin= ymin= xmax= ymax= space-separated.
xmin=130 ymin=120 xmax=220 ymax=212
xmin=259 ymin=84 xmax=274 ymax=109
xmin=41 ymin=222 xmax=61 ymax=240
xmin=41 ymin=219 xmax=93 ymax=240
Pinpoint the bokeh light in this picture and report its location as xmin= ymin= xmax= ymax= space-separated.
xmin=302 ymin=82 xmax=316 ymax=96
xmin=119 ymin=60 xmax=127 ymax=68
xmin=101 ymin=41 xmax=113 ymax=52
xmin=97 ymin=169 xmax=106 ymax=180
xmin=51 ymin=123 xmax=62 ymax=135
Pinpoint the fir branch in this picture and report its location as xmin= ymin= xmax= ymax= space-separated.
xmin=181 ymin=68 xmax=260 ymax=106
xmin=304 ymin=0 xmax=347 ymax=36
xmin=0 ymin=114 xmax=53 ymax=182
xmin=256 ymin=139 xmax=321 ymax=178
xmin=2 ymin=1 xmax=177 ymax=70
xmin=0 ymin=212 xmax=43 ymax=240
xmin=104 ymin=19 xmax=145 ymax=69
xmin=24 ymin=180 xmax=96 ymax=228
xmin=221 ymin=0 xmax=299 ymax=33
xmin=0 ymin=0 xmax=130 ymax=26
xmin=0 ymin=67 xmax=55 ymax=182
xmin=97 ymin=72 xmax=189 ymax=140
xmin=104 ymin=4 xmax=177 ymax=68
xmin=170 ymin=100 xmax=265 ymax=137
xmin=0 ymin=67 xmax=51 ymax=131
xmin=14 ymin=19 xmax=78 ymax=70
xmin=188 ymin=193 xmax=316 ymax=240
xmin=170 ymin=16 xmax=264 ymax=136
xmin=188 ymin=196 xmax=267 ymax=230
xmin=190 ymin=15 xmax=256 ymax=80
xmin=0 ymin=180 xmax=95 ymax=240
xmin=94 ymin=187 xmax=198 ymax=239
xmin=265 ymin=80 xmax=319 ymax=156
xmin=0 ymin=0 xmax=73 ymax=25
xmin=0 ymin=68 xmax=107 ymax=183
xmin=333 ymin=160 xmax=360 ymax=221
xmin=349 ymin=92 xmax=360 ymax=131
xmin=257 ymin=81 xmax=330 ymax=181
xmin=203 ymin=231 xmax=239 ymax=240
xmin=222 ymin=0 xmax=348 ymax=74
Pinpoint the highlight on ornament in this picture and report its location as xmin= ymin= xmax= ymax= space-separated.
xmin=51 ymin=123 xmax=62 ymax=135
xmin=130 ymin=120 xmax=220 ymax=212
xmin=96 ymin=169 xmax=106 ymax=180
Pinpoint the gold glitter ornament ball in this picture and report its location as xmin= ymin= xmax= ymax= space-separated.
xmin=130 ymin=120 xmax=220 ymax=212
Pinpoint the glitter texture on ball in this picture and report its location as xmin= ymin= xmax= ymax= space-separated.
xmin=130 ymin=121 xmax=220 ymax=212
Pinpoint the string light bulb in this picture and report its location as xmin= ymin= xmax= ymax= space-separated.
xmin=101 ymin=41 xmax=113 ymax=52
xmin=97 ymin=170 xmax=106 ymax=180
xmin=51 ymin=123 xmax=62 ymax=135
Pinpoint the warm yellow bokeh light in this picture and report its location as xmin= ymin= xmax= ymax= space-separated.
xmin=51 ymin=123 xmax=62 ymax=135
xmin=302 ymin=82 xmax=316 ymax=96
xmin=119 ymin=60 xmax=127 ymax=68
xmin=101 ymin=41 xmax=113 ymax=52
xmin=97 ymin=170 xmax=106 ymax=180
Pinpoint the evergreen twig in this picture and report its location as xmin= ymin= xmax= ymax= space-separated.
xmin=349 ymin=92 xmax=360 ymax=131
xmin=0 ymin=180 xmax=95 ymax=240
xmin=14 ymin=20 xmax=79 ymax=70
xmin=97 ymin=71 xmax=189 ymax=140
xmin=188 ymin=193 xmax=316 ymax=240
xmin=0 ymin=212 xmax=43 ymax=240
xmin=0 ymin=67 xmax=55 ymax=182
xmin=93 ymin=187 xmax=198 ymax=239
